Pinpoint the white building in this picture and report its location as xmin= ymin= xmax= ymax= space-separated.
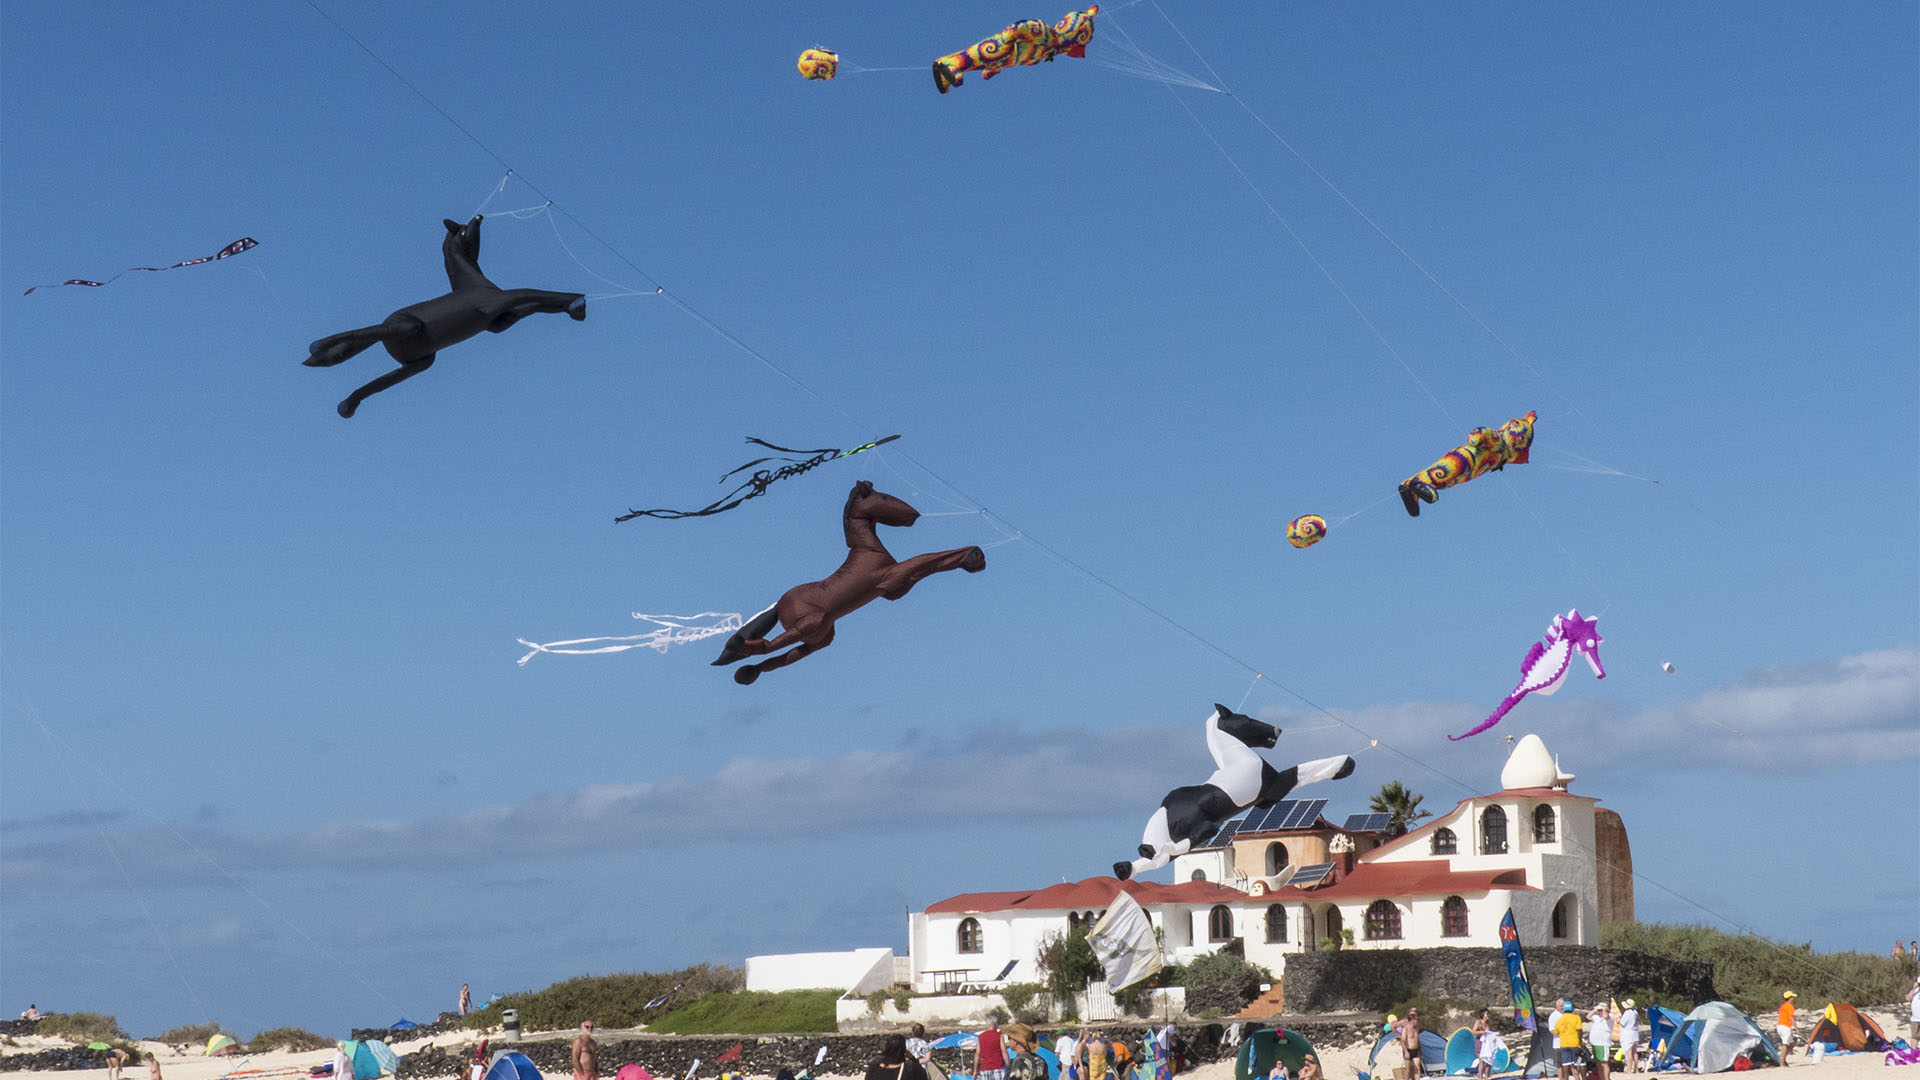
xmin=906 ymin=733 xmax=1631 ymax=991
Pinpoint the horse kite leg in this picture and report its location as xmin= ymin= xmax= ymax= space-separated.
xmin=732 ymin=626 xmax=834 ymax=685
xmin=304 ymin=322 xmax=400 ymax=368
xmin=876 ymin=545 xmax=985 ymax=601
xmin=337 ymin=355 xmax=435 ymax=418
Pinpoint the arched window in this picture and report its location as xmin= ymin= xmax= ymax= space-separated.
xmin=958 ymin=917 xmax=983 ymax=953
xmin=1190 ymin=868 xmax=1208 ymax=883
xmin=1441 ymin=896 xmax=1469 ymax=938
xmin=1265 ymin=841 xmax=1291 ymax=876
xmin=1364 ymin=899 xmax=1402 ymax=940
xmin=1208 ymin=904 xmax=1235 ymax=942
xmin=1481 ymin=806 xmax=1509 ymax=855
xmin=1551 ymin=893 xmax=1576 ymax=939
xmin=1265 ymin=903 xmax=1289 ymax=943
xmin=1068 ymin=911 xmax=1087 ymax=931
xmin=1533 ymin=804 xmax=1557 ymax=843
xmin=1431 ymin=826 xmax=1458 ymax=855
xmin=1324 ymin=905 xmax=1343 ymax=944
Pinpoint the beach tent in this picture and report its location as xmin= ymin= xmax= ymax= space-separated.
xmin=339 ymin=1039 xmax=401 ymax=1079
xmin=485 ymin=1051 xmax=542 ymax=1080
xmin=616 ymin=1066 xmax=654 ymax=1080
xmin=1807 ymin=1004 xmax=1889 ymax=1052
xmin=1235 ymin=1027 xmax=1319 ymax=1080
xmin=206 ymin=1034 xmax=240 ymax=1056
xmin=388 ymin=1020 xmax=419 ymax=1031
xmin=1362 ymin=1029 xmax=1448 ymax=1080
xmin=1670 ymin=1003 xmax=1777 ymax=1073
xmin=1646 ymin=1006 xmax=1696 ymax=1069
xmin=1035 ymin=1046 xmax=1061 ymax=1080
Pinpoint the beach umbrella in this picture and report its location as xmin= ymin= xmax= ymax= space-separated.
xmin=931 ymin=1033 xmax=977 ymax=1050
xmin=617 ymin=1066 xmax=654 ymax=1080
xmin=207 ymin=1034 xmax=239 ymax=1056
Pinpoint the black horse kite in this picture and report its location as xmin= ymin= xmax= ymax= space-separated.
xmin=304 ymin=215 xmax=585 ymax=417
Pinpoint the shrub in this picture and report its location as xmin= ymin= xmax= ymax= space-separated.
xmin=249 ymin=1028 xmax=332 ymax=1052
xmin=461 ymin=963 xmax=746 ymax=1032
xmin=1602 ymin=922 xmax=1913 ymax=1013
xmin=866 ymin=990 xmax=888 ymax=1018
xmin=36 ymin=1013 xmax=129 ymax=1044
xmin=1035 ymin=929 xmax=1102 ymax=1001
xmin=999 ymin=983 xmax=1048 ymax=1024
xmin=647 ymin=989 xmax=838 ymax=1034
xmin=157 ymin=1022 xmax=231 ymax=1046
xmin=1182 ymin=952 xmax=1273 ymax=1017
xmin=891 ymin=989 xmax=912 ymax=1014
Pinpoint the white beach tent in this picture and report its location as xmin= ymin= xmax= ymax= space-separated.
xmin=1678 ymin=1002 xmax=1778 ymax=1073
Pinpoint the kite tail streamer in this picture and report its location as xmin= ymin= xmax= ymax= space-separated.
xmin=1449 ymin=694 xmax=1523 ymax=742
xmin=24 ymin=237 xmax=258 ymax=294
xmin=517 ymin=612 xmax=742 ymax=666
xmin=616 ymin=435 xmax=900 ymax=521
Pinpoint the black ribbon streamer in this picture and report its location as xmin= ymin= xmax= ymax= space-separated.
xmin=617 ymin=435 xmax=901 ymax=521
xmin=24 ymin=237 xmax=258 ymax=295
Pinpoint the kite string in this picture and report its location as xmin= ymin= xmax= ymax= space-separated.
xmin=299 ymin=0 xmax=1880 ymax=993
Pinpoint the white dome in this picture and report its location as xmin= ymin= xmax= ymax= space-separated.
xmin=1501 ymin=733 xmax=1557 ymax=790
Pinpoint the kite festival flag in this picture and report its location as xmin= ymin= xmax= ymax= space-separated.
xmin=1498 ymin=908 xmax=1537 ymax=1030
xmin=1087 ymin=889 xmax=1164 ymax=991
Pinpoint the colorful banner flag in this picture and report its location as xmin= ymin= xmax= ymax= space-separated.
xmin=1498 ymin=908 xmax=1537 ymax=1031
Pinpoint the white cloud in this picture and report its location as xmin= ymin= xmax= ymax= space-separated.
xmin=8 ymin=647 xmax=1910 ymax=889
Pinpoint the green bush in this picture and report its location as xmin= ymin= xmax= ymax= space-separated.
xmin=1035 ymin=929 xmax=1102 ymax=1000
xmin=1601 ymin=922 xmax=1912 ymax=1013
xmin=999 ymin=983 xmax=1048 ymax=1024
xmin=647 ymin=990 xmax=838 ymax=1034
xmin=462 ymin=963 xmax=745 ymax=1032
xmin=891 ymin=989 xmax=912 ymax=1013
xmin=1182 ymin=952 xmax=1273 ymax=1017
xmin=36 ymin=1013 xmax=130 ymax=1044
xmin=157 ymin=1022 xmax=233 ymax=1046
xmin=249 ymin=1028 xmax=333 ymax=1052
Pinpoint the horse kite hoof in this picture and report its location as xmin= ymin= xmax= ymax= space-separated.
xmin=933 ymin=61 xmax=955 ymax=93
xmin=733 ymin=666 xmax=760 ymax=686
xmin=961 ymin=546 xmax=986 ymax=573
xmin=337 ymin=398 xmax=359 ymax=419
xmin=304 ymin=340 xmax=346 ymax=367
xmin=568 ymin=297 xmax=586 ymax=321
xmin=1398 ymin=481 xmax=1421 ymax=517
xmin=1112 ymin=861 xmax=1133 ymax=881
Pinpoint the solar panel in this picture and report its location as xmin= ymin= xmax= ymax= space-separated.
xmin=1198 ymin=814 xmax=1248 ymax=849
xmin=1279 ymin=798 xmax=1328 ymax=830
xmin=1285 ymin=861 xmax=1334 ymax=888
xmin=1343 ymin=812 xmax=1393 ymax=832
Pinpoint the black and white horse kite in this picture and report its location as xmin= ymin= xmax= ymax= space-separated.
xmin=1114 ymin=704 xmax=1356 ymax=880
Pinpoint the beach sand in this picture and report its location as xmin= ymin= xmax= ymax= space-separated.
xmin=5 ymin=1012 xmax=1911 ymax=1080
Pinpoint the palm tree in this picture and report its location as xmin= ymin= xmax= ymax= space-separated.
xmin=1370 ymin=781 xmax=1432 ymax=837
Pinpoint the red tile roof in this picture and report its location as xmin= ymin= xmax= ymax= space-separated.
xmin=925 ymin=876 xmax=1251 ymax=914
xmin=1265 ymin=864 xmax=1533 ymax=901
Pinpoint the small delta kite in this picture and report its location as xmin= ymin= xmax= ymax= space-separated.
xmin=933 ymin=6 xmax=1099 ymax=93
xmin=1398 ymin=410 xmax=1536 ymax=517
xmin=304 ymin=215 xmax=585 ymax=418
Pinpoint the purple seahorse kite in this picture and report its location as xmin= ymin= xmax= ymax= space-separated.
xmin=1450 ymin=609 xmax=1606 ymax=741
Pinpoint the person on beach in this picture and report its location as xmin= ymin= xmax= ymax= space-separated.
xmin=1906 ymin=976 xmax=1920 ymax=1044
xmin=1775 ymin=993 xmax=1795 ymax=1065
xmin=868 ymin=1035 xmax=930 ymax=1080
xmin=907 ymin=1024 xmax=932 ymax=1069
xmin=1552 ymin=1006 xmax=1585 ymax=1080
xmin=1081 ymin=1028 xmax=1109 ymax=1080
xmin=460 ymin=984 xmax=472 ymax=1016
xmin=573 ymin=1020 xmax=600 ymax=1080
xmin=1298 ymin=1057 xmax=1321 ymax=1080
xmin=1265 ymin=1057 xmax=1289 ymax=1080
xmin=1398 ymin=1009 xmax=1423 ymax=1079
xmin=976 ymin=1021 xmax=1007 ymax=1080
xmin=1055 ymin=1030 xmax=1079 ymax=1080
xmin=1586 ymin=1004 xmax=1611 ymax=1080
xmin=1617 ymin=1000 xmax=1639 ymax=1076
xmin=1005 ymin=1024 xmax=1049 ymax=1080
xmin=1472 ymin=1011 xmax=1497 ymax=1080
xmin=108 ymin=1047 xmax=129 ymax=1080
xmin=148 ymin=1056 xmax=163 ymax=1080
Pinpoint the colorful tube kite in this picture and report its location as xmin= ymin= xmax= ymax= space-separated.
xmin=1450 ymin=609 xmax=1606 ymax=741
xmin=797 ymin=48 xmax=838 ymax=80
xmin=1398 ymin=410 xmax=1536 ymax=517
xmin=1286 ymin=514 xmax=1327 ymax=549
xmin=933 ymin=6 xmax=1099 ymax=93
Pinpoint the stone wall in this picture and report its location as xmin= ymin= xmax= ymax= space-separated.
xmin=1280 ymin=946 xmax=1714 ymax=1014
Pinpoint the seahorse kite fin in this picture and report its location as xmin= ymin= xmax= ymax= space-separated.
xmin=1450 ymin=609 xmax=1605 ymax=741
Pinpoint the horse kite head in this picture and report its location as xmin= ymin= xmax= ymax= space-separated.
xmin=844 ymin=479 xmax=921 ymax=529
xmin=442 ymin=214 xmax=483 ymax=264
xmin=1553 ymin=609 xmax=1606 ymax=681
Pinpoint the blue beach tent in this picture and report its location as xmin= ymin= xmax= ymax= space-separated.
xmin=485 ymin=1052 xmax=543 ymax=1080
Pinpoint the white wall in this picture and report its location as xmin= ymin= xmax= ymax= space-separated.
xmin=747 ymin=948 xmax=896 ymax=994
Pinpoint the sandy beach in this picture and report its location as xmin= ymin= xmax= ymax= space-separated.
xmin=4 ymin=1006 xmax=1912 ymax=1080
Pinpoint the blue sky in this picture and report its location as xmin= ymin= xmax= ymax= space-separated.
xmin=2 ymin=0 xmax=1914 ymax=1041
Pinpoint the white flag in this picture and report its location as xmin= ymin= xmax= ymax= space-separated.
xmin=1087 ymin=889 xmax=1163 ymax=991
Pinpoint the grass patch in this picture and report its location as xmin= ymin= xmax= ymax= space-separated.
xmin=36 ymin=1013 xmax=129 ymax=1044
xmin=1601 ymin=922 xmax=1915 ymax=1013
xmin=647 ymin=990 xmax=839 ymax=1035
xmin=249 ymin=1028 xmax=333 ymax=1052
xmin=461 ymin=963 xmax=745 ymax=1032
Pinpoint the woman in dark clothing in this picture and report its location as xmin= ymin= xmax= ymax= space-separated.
xmin=868 ymin=1036 xmax=930 ymax=1080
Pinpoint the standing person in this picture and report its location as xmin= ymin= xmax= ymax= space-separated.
xmin=976 ymin=1021 xmax=1007 ymax=1080
xmin=1081 ymin=1029 xmax=1109 ymax=1080
xmin=1472 ymin=1011 xmax=1496 ymax=1080
xmin=1897 ymin=941 xmax=1908 ymax=958
xmin=460 ymin=984 xmax=472 ymax=1016
xmin=572 ymin=1021 xmax=600 ymax=1080
xmin=868 ymin=1035 xmax=930 ymax=1080
xmin=1006 ymin=1025 xmax=1048 ymax=1080
xmin=907 ymin=1024 xmax=933 ymax=1069
xmin=148 ymin=1055 xmax=164 ymax=1080
xmin=1617 ymin=1001 xmax=1639 ymax=1076
xmin=1586 ymin=1005 xmax=1611 ymax=1080
xmin=1055 ymin=1030 xmax=1080 ymax=1080
xmin=1399 ymin=1009 xmax=1424 ymax=1080
xmin=1552 ymin=1006 xmax=1585 ymax=1080
xmin=1906 ymin=976 xmax=1920 ymax=1045
xmin=1775 ymin=993 xmax=1796 ymax=1066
